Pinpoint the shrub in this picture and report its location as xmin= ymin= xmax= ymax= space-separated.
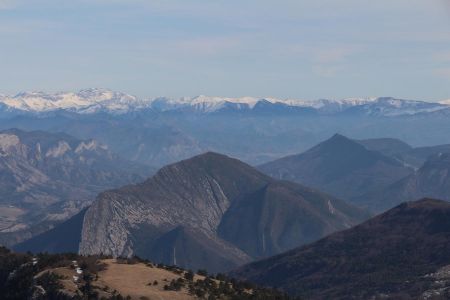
xmin=184 ymin=271 xmax=194 ymax=281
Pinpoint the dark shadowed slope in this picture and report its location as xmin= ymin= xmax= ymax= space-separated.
xmin=358 ymin=136 xmax=450 ymax=169
xmin=401 ymin=144 xmax=450 ymax=168
xmin=13 ymin=208 xmax=87 ymax=253
xmin=259 ymin=134 xmax=412 ymax=200
xmin=358 ymin=152 xmax=450 ymax=212
xmin=232 ymin=198 xmax=450 ymax=299
xmin=217 ymin=180 xmax=364 ymax=259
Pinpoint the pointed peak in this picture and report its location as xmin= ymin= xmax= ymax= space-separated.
xmin=330 ymin=133 xmax=351 ymax=140
xmin=304 ymin=132 xmax=375 ymax=158
xmin=320 ymin=133 xmax=356 ymax=147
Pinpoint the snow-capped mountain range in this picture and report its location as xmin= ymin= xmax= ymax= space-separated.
xmin=0 ymin=88 xmax=449 ymax=116
xmin=0 ymin=88 xmax=148 ymax=114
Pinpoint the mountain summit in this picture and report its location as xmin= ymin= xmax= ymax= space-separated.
xmin=259 ymin=134 xmax=412 ymax=200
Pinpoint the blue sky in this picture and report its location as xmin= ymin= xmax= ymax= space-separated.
xmin=1 ymin=0 xmax=450 ymax=100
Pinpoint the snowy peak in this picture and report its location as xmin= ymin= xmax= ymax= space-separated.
xmin=147 ymin=95 xmax=377 ymax=113
xmin=0 ymin=89 xmax=448 ymax=116
xmin=150 ymin=95 xmax=274 ymax=112
xmin=148 ymin=95 xmax=447 ymax=116
xmin=344 ymin=97 xmax=449 ymax=116
xmin=0 ymin=88 xmax=150 ymax=114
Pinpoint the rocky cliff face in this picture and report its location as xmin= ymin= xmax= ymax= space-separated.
xmin=0 ymin=128 xmax=153 ymax=246
xmin=80 ymin=153 xmax=269 ymax=264
xmin=79 ymin=152 xmax=369 ymax=272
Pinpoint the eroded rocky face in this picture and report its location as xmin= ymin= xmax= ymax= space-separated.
xmin=0 ymin=129 xmax=152 ymax=246
xmin=80 ymin=173 xmax=232 ymax=256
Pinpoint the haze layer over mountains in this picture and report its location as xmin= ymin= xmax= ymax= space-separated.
xmin=1 ymin=88 xmax=450 ymax=167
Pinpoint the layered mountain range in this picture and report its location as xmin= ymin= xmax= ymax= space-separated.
xmin=16 ymin=152 xmax=369 ymax=273
xmin=2 ymin=89 xmax=450 ymax=167
xmin=5 ymin=126 xmax=450 ymax=297
xmin=232 ymin=199 xmax=450 ymax=299
xmin=0 ymin=129 xmax=153 ymax=246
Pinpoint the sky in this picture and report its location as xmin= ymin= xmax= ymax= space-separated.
xmin=1 ymin=0 xmax=450 ymax=101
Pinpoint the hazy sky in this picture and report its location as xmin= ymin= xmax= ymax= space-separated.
xmin=1 ymin=0 xmax=450 ymax=100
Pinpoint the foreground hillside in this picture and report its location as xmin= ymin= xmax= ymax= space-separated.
xmin=232 ymin=199 xmax=450 ymax=299
xmin=16 ymin=152 xmax=369 ymax=273
xmin=0 ymin=247 xmax=291 ymax=300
